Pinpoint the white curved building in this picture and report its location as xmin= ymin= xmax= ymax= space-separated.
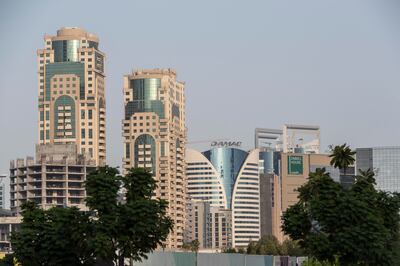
xmin=186 ymin=147 xmax=260 ymax=248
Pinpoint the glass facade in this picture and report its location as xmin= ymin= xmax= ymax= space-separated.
xmin=52 ymin=40 xmax=80 ymax=62
xmin=125 ymin=78 xmax=164 ymax=119
xmin=259 ymin=150 xmax=274 ymax=174
xmin=373 ymin=147 xmax=400 ymax=193
xmin=357 ymin=147 xmax=400 ymax=192
xmin=203 ymin=148 xmax=247 ymax=209
xmin=45 ymin=62 xmax=85 ymax=100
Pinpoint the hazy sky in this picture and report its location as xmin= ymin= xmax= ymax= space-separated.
xmin=1 ymin=0 xmax=400 ymax=175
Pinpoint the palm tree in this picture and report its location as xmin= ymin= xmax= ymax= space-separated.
xmin=329 ymin=143 xmax=356 ymax=176
xmin=356 ymin=168 xmax=376 ymax=185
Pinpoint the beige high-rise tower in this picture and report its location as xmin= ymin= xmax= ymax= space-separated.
xmin=10 ymin=27 xmax=105 ymax=214
xmin=37 ymin=27 xmax=106 ymax=166
xmin=122 ymin=69 xmax=186 ymax=249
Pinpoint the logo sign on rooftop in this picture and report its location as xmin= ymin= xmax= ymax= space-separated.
xmin=211 ymin=141 xmax=242 ymax=148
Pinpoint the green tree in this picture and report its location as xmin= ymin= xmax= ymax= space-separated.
xmin=85 ymin=167 xmax=173 ymax=265
xmin=246 ymin=241 xmax=258 ymax=254
xmin=84 ymin=166 xmax=120 ymax=265
xmin=329 ymin=143 xmax=356 ymax=175
xmin=303 ymin=257 xmax=339 ymax=266
xmin=11 ymin=166 xmax=173 ymax=266
xmin=222 ymin=247 xmax=237 ymax=253
xmin=11 ymin=202 xmax=94 ymax=266
xmin=189 ymin=239 xmax=200 ymax=253
xmin=0 ymin=253 xmax=16 ymax=266
xmin=256 ymin=235 xmax=281 ymax=255
xmin=246 ymin=236 xmax=305 ymax=256
xmin=280 ymin=239 xmax=306 ymax=257
xmin=282 ymin=165 xmax=400 ymax=265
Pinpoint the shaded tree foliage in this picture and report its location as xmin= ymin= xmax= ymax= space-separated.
xmin=246 ymin=235 xmax=305 ymax=256
xmin=328 ymin=143 xmax=355 ymax=175
xmin=85 ymin=167 xmax=173 ymax=265
xmin=182 ymin=240 xmax=200 ymax=253
xmin=10 ymin=167 xmax=173 ymax=266
xmin=11 ymin=202 xmax=94 ymax=266
xmin=282 ymin=147 xmax=400 ymax=266
xmin=0 ymin=253 xmax=16 ymax=266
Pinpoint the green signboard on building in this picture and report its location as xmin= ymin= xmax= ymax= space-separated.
xmin=288 ymin=155 xmax=303 ymax=175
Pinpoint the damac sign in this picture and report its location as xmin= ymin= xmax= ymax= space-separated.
xmin=211 ymin=141 xmax=242 ymax=147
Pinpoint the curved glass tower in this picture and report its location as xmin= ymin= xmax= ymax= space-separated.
xmin=203 ymin=148 xmax=247 ymax=209
xmin=186 ymin=147 xmax=261 ymax=248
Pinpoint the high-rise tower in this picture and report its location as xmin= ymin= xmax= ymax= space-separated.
xmin=9 ymin=27 xmax=105 ymax=214
xmin=37 ymin=27 xmax=106 ymax=165
xmin=122 ymin=68 xmax=186 ymax=249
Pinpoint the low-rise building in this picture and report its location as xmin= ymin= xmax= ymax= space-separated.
xmin=0 ymin=210 xmax=21 ymax=251
xmin=10 ymin=144 xmax=96 ymax=214
xmin=185 ymin=201 xmax=232 ymax=250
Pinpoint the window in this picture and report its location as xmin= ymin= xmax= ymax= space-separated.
xmin=89 ymin=129 xmax=93 ymax=139
xmin=126 ymin=143 xmax=130 ymax=158
xmin=88 ymin=110 xmax=92 ymax=119
xmin=81 ymin=129 xmax=85 ymax=138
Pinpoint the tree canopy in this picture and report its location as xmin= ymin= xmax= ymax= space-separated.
xmin=11 ymin=167 xmax=173 ymax=266
xmin=182 ymin=240 xmax=200 ymax=253
xmin=328 ymin=143 xmax=356 ymax=175
xmin=11 ymin=202 xmax=94 ymax=266
xmin=246 ymin=235 xmax=305 ymax=256
xmin=282 ymin=166 xmax=400 ymax=265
